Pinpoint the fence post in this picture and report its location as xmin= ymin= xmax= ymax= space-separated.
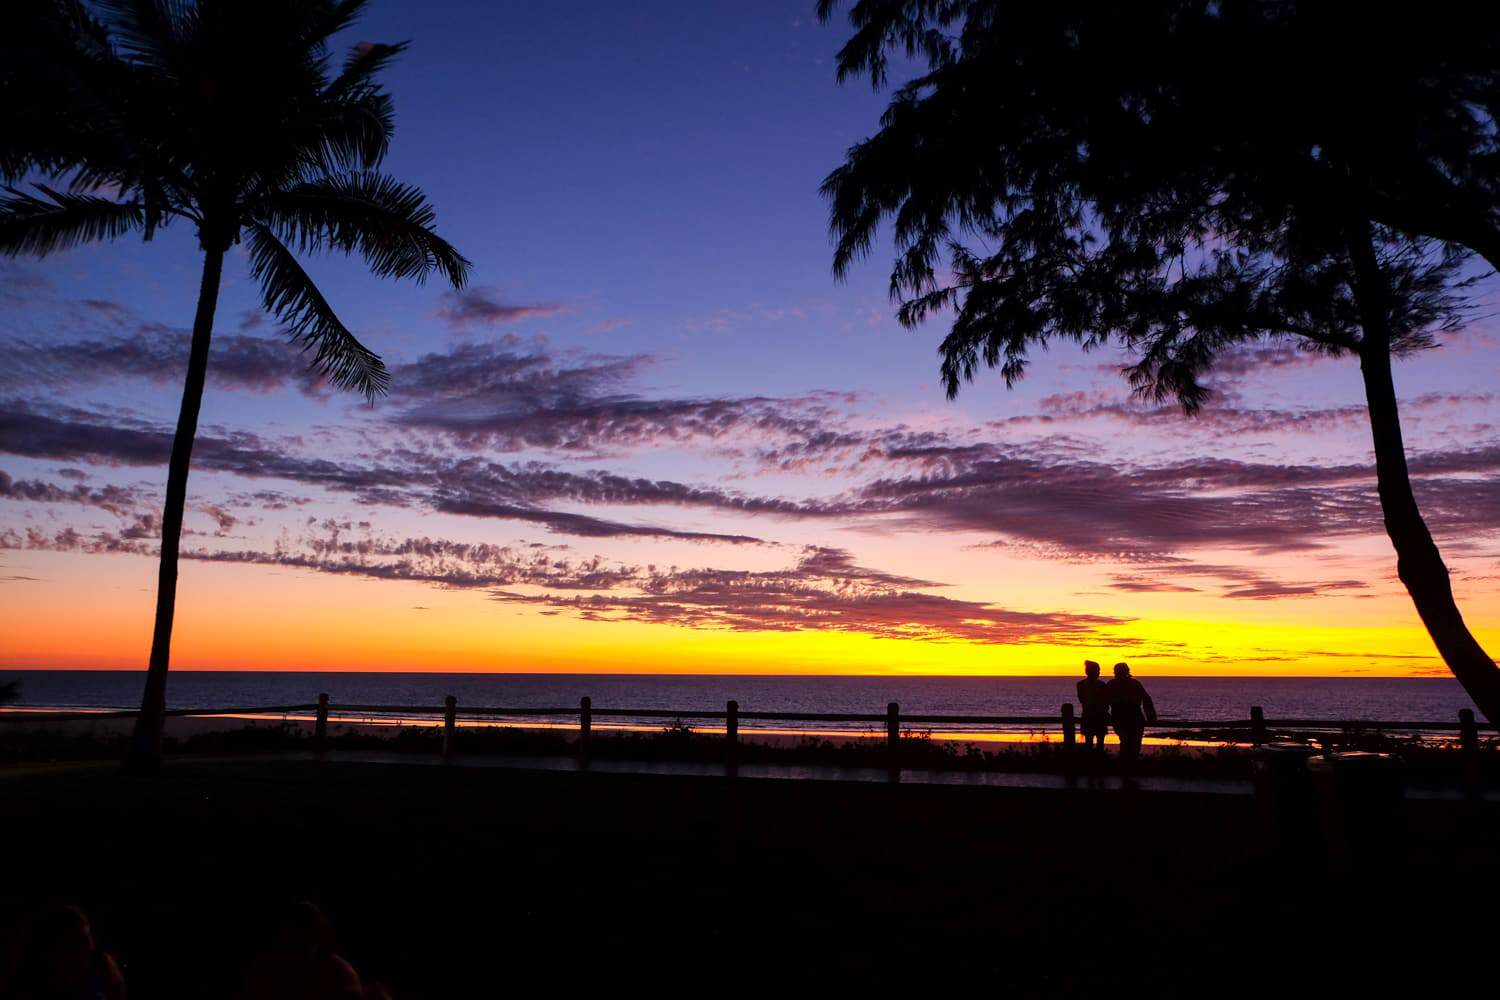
xmin=1250 ymin=705 xmax=1266 ymax=747
xmin=887 ymin=702 xmax=900 ymax=783
xmin=579 ymin=696 xmax=592 ymax=767
xmin=1460 ymin=708 xmax=1480 ymax=795
xmin=314 ymin=693 xmax=329 ymax=753
xmin=1061 ymin=702 xmax=1076 ymax=750
xmin=725 ymin=699 xmax=739 ymax=774
xmin=442 ymin=695 xmax=457 ymax=761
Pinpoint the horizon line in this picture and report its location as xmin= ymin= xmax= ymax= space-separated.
xmin=0 ymin=667 xmax=1457 ymax=680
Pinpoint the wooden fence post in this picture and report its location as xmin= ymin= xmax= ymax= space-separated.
xmin=314 ymin=693 xmax=328 ymax=753
xmin=1062 ymin=702 xmax=1076 ymax=750
xmin=1460 ymin=708 xmax=1480 ymax=795
xmin=887 ymin=701 xmax=900 ymax=783
xmin=579 ymin=696 xmax=592 ymax=767
xmin=442 ymin=695 xmax=457 ymax=761
xmin=1250 ymin=705 xmax=1266 ymax=747
xmin=725 ymin=699 xmax=739 ymax=773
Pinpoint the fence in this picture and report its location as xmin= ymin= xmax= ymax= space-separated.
xmin=4 ymin=695 xmax=1492 ymax=778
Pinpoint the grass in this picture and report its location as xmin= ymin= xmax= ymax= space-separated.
xmin=4 ymin=719 xmax=1497 ymax=784
xmin=0 ymin=758 xmax=1497 ymax=997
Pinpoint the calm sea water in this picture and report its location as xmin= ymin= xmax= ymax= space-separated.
xmin=0 ymin=671 xmax=1478 ymax=733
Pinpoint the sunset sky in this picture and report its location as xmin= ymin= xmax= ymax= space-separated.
xmin=3 ymin=0 xmax=1499 ymax=677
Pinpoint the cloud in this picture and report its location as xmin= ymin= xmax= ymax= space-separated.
xmin=3 ymin=314 xmax=858 ymax=463
xmin=1024 ymin=388 xmax=1495 ymax=438
xmin=0 ymin=519 xmax=639 ymax=592
xmin=433 ymin=287 xmax=566 ymax=330
xmin=1106 ymin=563 xmax=1370 ymax=601
xmin=0 ymin=523 xmax=1127 ymax=645
xmin=6 ymin=396 xmax=1499 ymax=566
xmin=0 ymin=261 xmax=51 ymax=302
xmin=382 ymin=336 xmax=853 ymax=457
xmin=1027 ymin=389 xmax=1369 ymax=435
xmin=199 ymin=504 xmax=237 ymax=534
xmin=0 ymin=525 xmax=152 ymax=556
xmin=433 ymin=497 xmax=763 ymax=544
xmin=0 ymin=468 xmax=140 ymax=515
xmin=0 ymin=401 xmax=413 ymax=496
xmin=3 ymin=306 xmax=328 ymax=396
xmin=1199 ymin=341 xmax=1331 ymax=379
xmin=1219 ymin=578 xmax=1368 ymax=600
xmin=1105 ymin=575 xmax=1201 ymax=594
xmin=0 ymin=401 xmax=805 ymax=540
xmin=851 ymin=437 xmax=1500 ymax=558
xmin=493 ymin=546 xmax=1129 ymax=644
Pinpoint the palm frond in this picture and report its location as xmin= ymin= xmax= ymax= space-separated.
xmin=303 ymin=0 xmax=371 ymax=49
xmin=290 ymin=91 xmax=395 ymax=175
xmin=94 ymin=0 xmax=191 ymax=70
xmin=245 ymin=221 xmax=390 ymax=400
xmin=255 ymin=172 xmax=470 ymax=288
xmin=2 ymin=0 xmax=124 ymax=183
xmin=0 ymin=185 xmax=144 ymax=256
xmin=325 ymin=41 xmax=408 ymax=101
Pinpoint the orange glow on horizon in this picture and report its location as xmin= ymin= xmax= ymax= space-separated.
xmin=2 ymin=547 xmax=1492 ymax=677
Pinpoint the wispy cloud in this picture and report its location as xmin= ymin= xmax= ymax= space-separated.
xmin=3 ymin=300 xmax=329 ymax=397
xmin=1105 ymin=564 xmax=1370 ymax=601
xmin=432 ymin=287 xmax=566 ymax=330
xmin=433 ymin=497 xmax=763 ymax=544
xmin=382 ymin=336 xmax=854 ymax=458
xmin=6 ymin=396 xmax=1500 ymax=560
xmin=494 ymin=546 xmax=1129 ymax=644
xmin=0 ymin=468 xmax=141 ymax=515
xmin=0 ymin=523 xmax=1122 ymax=645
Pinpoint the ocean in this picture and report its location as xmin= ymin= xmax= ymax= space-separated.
xmin=0 ymin=671 xmax=1479 ymax=737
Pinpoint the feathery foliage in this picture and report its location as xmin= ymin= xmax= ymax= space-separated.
xmin=818 ymin=1 xmax=1498 ymax=408
xmin=0 ymin=186 xmax=144 ymax=257
xmin=2 ymin=0 xmax=470 ymax=400
xmin=819 ymin=0 xmax=1500 ymax=723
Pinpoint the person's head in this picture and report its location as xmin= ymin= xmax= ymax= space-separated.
xmin=268 ymin=900 xmax=335 ymax=960
xmin=1084 ymin=660 xmax=1100 ymax=679
xmin=17 ymin=903 xmax=95 ymax=992
xmin=1114 ymin=662 xmax=1131 ymax=679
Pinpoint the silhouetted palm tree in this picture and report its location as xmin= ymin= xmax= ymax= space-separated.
xmin=1 ymin=0 xmax=471 ymax=772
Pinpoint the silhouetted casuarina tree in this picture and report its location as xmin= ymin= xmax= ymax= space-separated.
xmin=1 ymin=0 xmax=471 ymax=772
xmin=818 ymin=1 xmax=1500 ymax=723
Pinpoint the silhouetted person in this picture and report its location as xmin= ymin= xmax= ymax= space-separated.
xmin=5 ymin=903 xmax=126 ymax=1000
xmin=236 ymin=901 xmax=364 ymax=1000
xmin=1076 ymin=660 xmax=1109 ymax=752
xmin=1107 ymin=662 xmax=1156 ymax=766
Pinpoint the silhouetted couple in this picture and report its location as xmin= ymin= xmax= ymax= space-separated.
xmin=1077 ymin=661 xmax=1157 ymax=764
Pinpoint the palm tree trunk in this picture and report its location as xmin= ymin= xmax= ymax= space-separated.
xmin=1347 ymin=224 xmax=1500 ymax=725
xmin=123 ymin=245 xmax=225 ymax=774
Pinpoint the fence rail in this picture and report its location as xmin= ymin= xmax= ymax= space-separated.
xmin=3 ymin=700 xmax=1494 ymax=732
xmin=3 ymin=695 xmax=1493 ymax=786
xmin=4 ymin=695 xmax=1494 ymax=755
xmin=0 ymin=704 xmax=319 ymax=723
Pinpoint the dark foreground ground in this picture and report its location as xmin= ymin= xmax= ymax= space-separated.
xmin=2 ymin=759 xmax=1496 ymax=997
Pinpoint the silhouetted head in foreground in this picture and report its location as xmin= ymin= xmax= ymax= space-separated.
xmin=240 ymin=900 xmax=363 ymax=1000
xmin=1084 ymin=660 xmax=1101 ymax=679
xmin=270 ymin=900 xmax=336 ymax=961
xmin=1114 ymin=662 xmax=1131 ymax=679
xmin=7 ymin=902 xmax=125 ymax=1000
